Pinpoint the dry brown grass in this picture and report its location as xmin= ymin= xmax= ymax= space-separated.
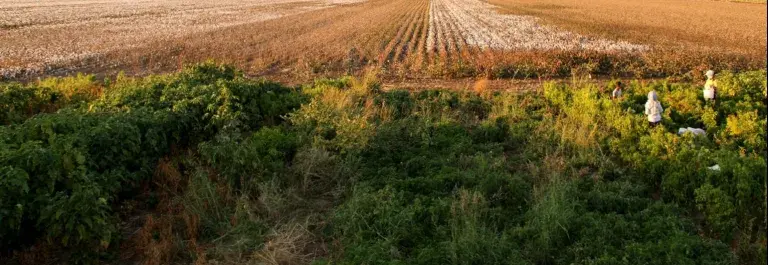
xmin=253 ymin=222 xmax=316 ymax=265
xmin=114 ymin=151 xmax=337 ymax=265
xmin=489 ymin=0 xmax=767 ymax=57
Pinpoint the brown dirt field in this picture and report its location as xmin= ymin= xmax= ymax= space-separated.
xmin=488 ymin=0 xmax=767 ymax=57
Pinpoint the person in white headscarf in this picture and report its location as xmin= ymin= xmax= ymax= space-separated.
xmin=644 ymin=91 xmax=663 ymax=127
xmin=703 ymin=70 xmax=717 ymax=102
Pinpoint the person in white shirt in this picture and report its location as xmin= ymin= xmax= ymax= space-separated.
xmin=611 ymin=81 xmax=623 ymax=100
xmin=703 ymin=70 xmax=717 ymax=102
xmin=644 ymin=91 xmax=663 ymax=127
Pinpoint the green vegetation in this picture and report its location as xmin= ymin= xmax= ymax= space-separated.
xmin=0 ymin=64 xmax=303 ymax=262
xmin=0 ymin=74 xmax=102 ymax=125
xmin=0 ymin=63 xmax=765 ymax=265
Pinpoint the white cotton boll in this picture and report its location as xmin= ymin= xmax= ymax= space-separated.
xmin=427 ymin=0 xmax=647 ymax=52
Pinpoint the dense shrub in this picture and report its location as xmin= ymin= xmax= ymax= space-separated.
xmin=323 ymin=87 xmax=741 ymax=264
xmin=0 ymin=74 xmax=100 ymax=125
xmin=200 ymin=127 xmax=298 ymax=189
xmin=0 ymin=63 xmax=302 ymax=259
xmin=538 ymin=71 xmax=766 ymax=262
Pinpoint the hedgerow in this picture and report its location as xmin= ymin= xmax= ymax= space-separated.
xmin=1 ymin=66 xmax=764 ymax=265
xmin=0 ymin=63 xmax=303 ymax=261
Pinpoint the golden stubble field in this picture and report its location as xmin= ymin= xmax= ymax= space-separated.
xmin=1 ymin=0 xmax=765 ymax=82
xmin=489 ymin=0 xmax=767 ymax=55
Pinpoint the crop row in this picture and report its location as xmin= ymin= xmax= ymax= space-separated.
xmin=429 ymin=0 xmax=648 ymax=52
xmin=0 ymin=0 xmax=367 ymax=80
xmin=374 ymin=0 xmax=650 ymax=76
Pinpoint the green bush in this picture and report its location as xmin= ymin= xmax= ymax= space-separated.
xmin=0 ymin=63 xmax=302 ymax=259
xmin=200 ymin=127 xmax=298 ymax=189
xmin=0 ymin=74 xmax=99 ymax=125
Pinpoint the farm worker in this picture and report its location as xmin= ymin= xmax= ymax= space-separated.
xmin=611 ymin=81 xmax=623 ymax=100
xmin=703 ymin=70 xmax=717 ymax=102
xmin=644 ymin=91 xmax=663 ymax=127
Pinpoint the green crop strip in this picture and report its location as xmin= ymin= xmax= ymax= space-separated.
xmin=1 ymin=64 xmax=765 ymax=264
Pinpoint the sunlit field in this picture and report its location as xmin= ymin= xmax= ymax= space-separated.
xmin=2 ymin=0 xmax=764 ymax=82
xmin=490 ymin=0 xmax=767 ymax=55
xmin=0 ymin=0 xmax=364 ymax=78
xmin=1 ymin=1 xmax=766 ymax=264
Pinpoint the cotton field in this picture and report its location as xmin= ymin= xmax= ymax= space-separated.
xmin=0 ymin=0 xmax=366 ymax=78
xmin=6 ymin=0 xmax=742 ymax=81
xmin=426 ymin=0 xmax=647 ymax=52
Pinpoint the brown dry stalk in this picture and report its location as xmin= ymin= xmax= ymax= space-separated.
xmin=253 ymin=223 xmax=316 ymax=265
xmin=377 ymin=0 xmax=424 ymax=66
xmin=135 ymin=215 xmax=176 ymax=265
xmin=412 ymin=4 xmax=431 ymax=71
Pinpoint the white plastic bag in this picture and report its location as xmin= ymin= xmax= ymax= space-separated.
xmin=678 ymin=127 xmax=706 ymax=136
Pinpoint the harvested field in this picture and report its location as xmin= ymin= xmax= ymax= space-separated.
xmin=489 ymin=0 xmax=767 ymax=56
xmin=0 ymin=0 xmax=366 ymax=78
xmin=39 ymin=0 xmax=435 ymax=80
xmin=1 ymin=0 xmax=765 ymax=81
xmin=427 ymin=0 xmax=646 ymax=51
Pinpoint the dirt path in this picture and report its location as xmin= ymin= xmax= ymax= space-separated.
xmin=380 ymin=76 xmax=635 ymax=93
xmin=382 ymin=78 xmax=543 ymax=92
